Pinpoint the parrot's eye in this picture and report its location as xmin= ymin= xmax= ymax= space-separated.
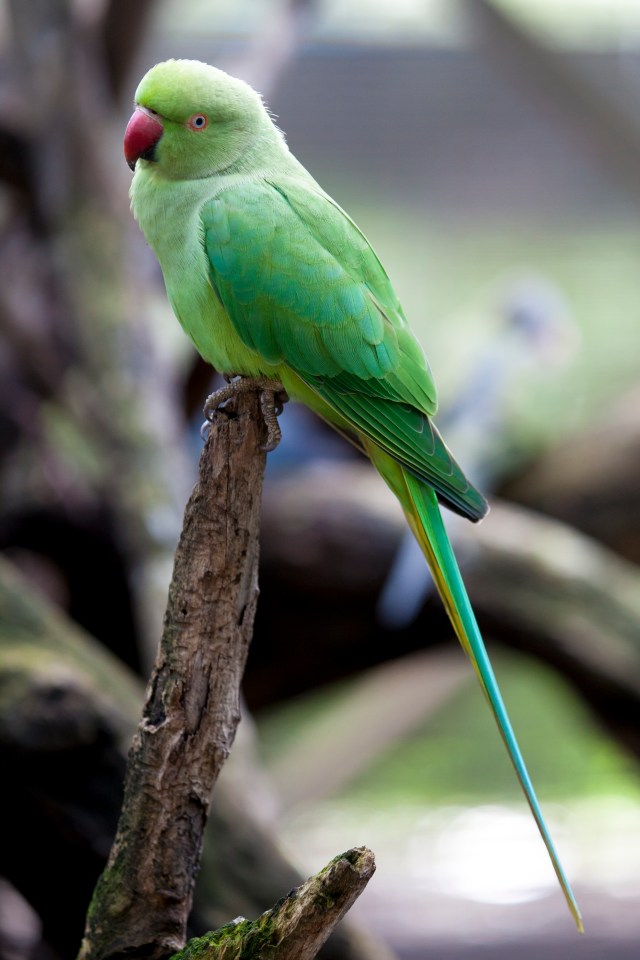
xmin=187 ymin=114 xmax=208 ymax=131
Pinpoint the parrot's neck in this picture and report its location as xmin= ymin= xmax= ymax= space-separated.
xmin=130 ymin=134 xmax=313 ymax=247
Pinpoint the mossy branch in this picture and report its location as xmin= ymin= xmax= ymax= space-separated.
xmin=174 ymin=847 xmax=376 ymax=960
xmin=78 ymin=390 xmax=269 ymax=960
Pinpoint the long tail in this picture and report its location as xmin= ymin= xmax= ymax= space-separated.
xmin=370 ymin=448 xmax=583 ymax=932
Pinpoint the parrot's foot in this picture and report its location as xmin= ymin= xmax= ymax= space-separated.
xmin=202 ymin=376 xmax=289 ymax=452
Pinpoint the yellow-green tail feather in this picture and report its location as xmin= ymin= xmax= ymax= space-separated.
xmin=369 ymin=446 xmax=583 ymax=932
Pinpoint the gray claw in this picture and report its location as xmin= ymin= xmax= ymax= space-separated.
xmin=202 ymin=376 xmax=288 ymax=452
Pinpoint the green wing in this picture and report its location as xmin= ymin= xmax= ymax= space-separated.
xmin=202 ymin=177 xmax=487 ymax=521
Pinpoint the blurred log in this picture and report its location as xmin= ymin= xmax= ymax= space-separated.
xmin=0 ymin=557 xmax=139 ymax=959
xmin=0 ymin=505 xmax=142 ymax=674
xmin=0 ymin=558 xmax=394 ymax=960
xmin=500 ymin=386 xmax=640 ymax=564
xmin=245 ymin=465 xmax=400 ymax=708
xmin=256 ymin=461 xmax=640 ymax=758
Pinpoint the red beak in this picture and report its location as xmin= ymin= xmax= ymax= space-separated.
xmin=124 ymin=107 xmax=164 ymax=171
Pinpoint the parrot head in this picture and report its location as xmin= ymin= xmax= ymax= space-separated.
xmin=124 ymin=59 xmax=273 ymax=179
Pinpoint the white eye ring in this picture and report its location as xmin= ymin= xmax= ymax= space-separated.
xmin=188 ymin=114 xmax=208 ymax=130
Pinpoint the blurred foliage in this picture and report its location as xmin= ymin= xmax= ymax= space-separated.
xmin=343 ymin=656 xmax=640 ymax=804
xmin=257 ymin=652 xmax=640 ymax=807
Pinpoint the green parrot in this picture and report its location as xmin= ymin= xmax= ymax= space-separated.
xmin=124 ymin=58 xmax=582 ymax=931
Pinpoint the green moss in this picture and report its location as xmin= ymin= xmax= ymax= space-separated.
xmin=171 ymin=914 xmax=280 ymax=960
xmin=173 ymin=852 xmax=357 ymax=960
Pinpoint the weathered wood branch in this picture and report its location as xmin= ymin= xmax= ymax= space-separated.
xmin=78 ymin=392 xmax=269 ymax=960
xmin=176 ymin=848 xmax=375 ymax=960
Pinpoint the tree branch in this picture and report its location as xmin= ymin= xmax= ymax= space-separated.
xmin=174 ymin=848 xmax=376 ymax=960
xmin=78 ymin=391 xmax=269 ymax=960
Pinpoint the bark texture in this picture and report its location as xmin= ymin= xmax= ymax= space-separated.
xmin=79 ymin=392 xmax=269 ymax=960
xmin=175 ymin=848 xmax=376 ymax=960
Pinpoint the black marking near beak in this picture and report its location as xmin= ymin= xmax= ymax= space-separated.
xmin=127 ymin=143 xmax=158 ymax=171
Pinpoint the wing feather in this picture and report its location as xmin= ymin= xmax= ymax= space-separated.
xmin=202 ymin=177 xmax=487 ymax=521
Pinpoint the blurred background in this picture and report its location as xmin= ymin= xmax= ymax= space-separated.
xmin=1 ymin=1 xmax=640 ymax=958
